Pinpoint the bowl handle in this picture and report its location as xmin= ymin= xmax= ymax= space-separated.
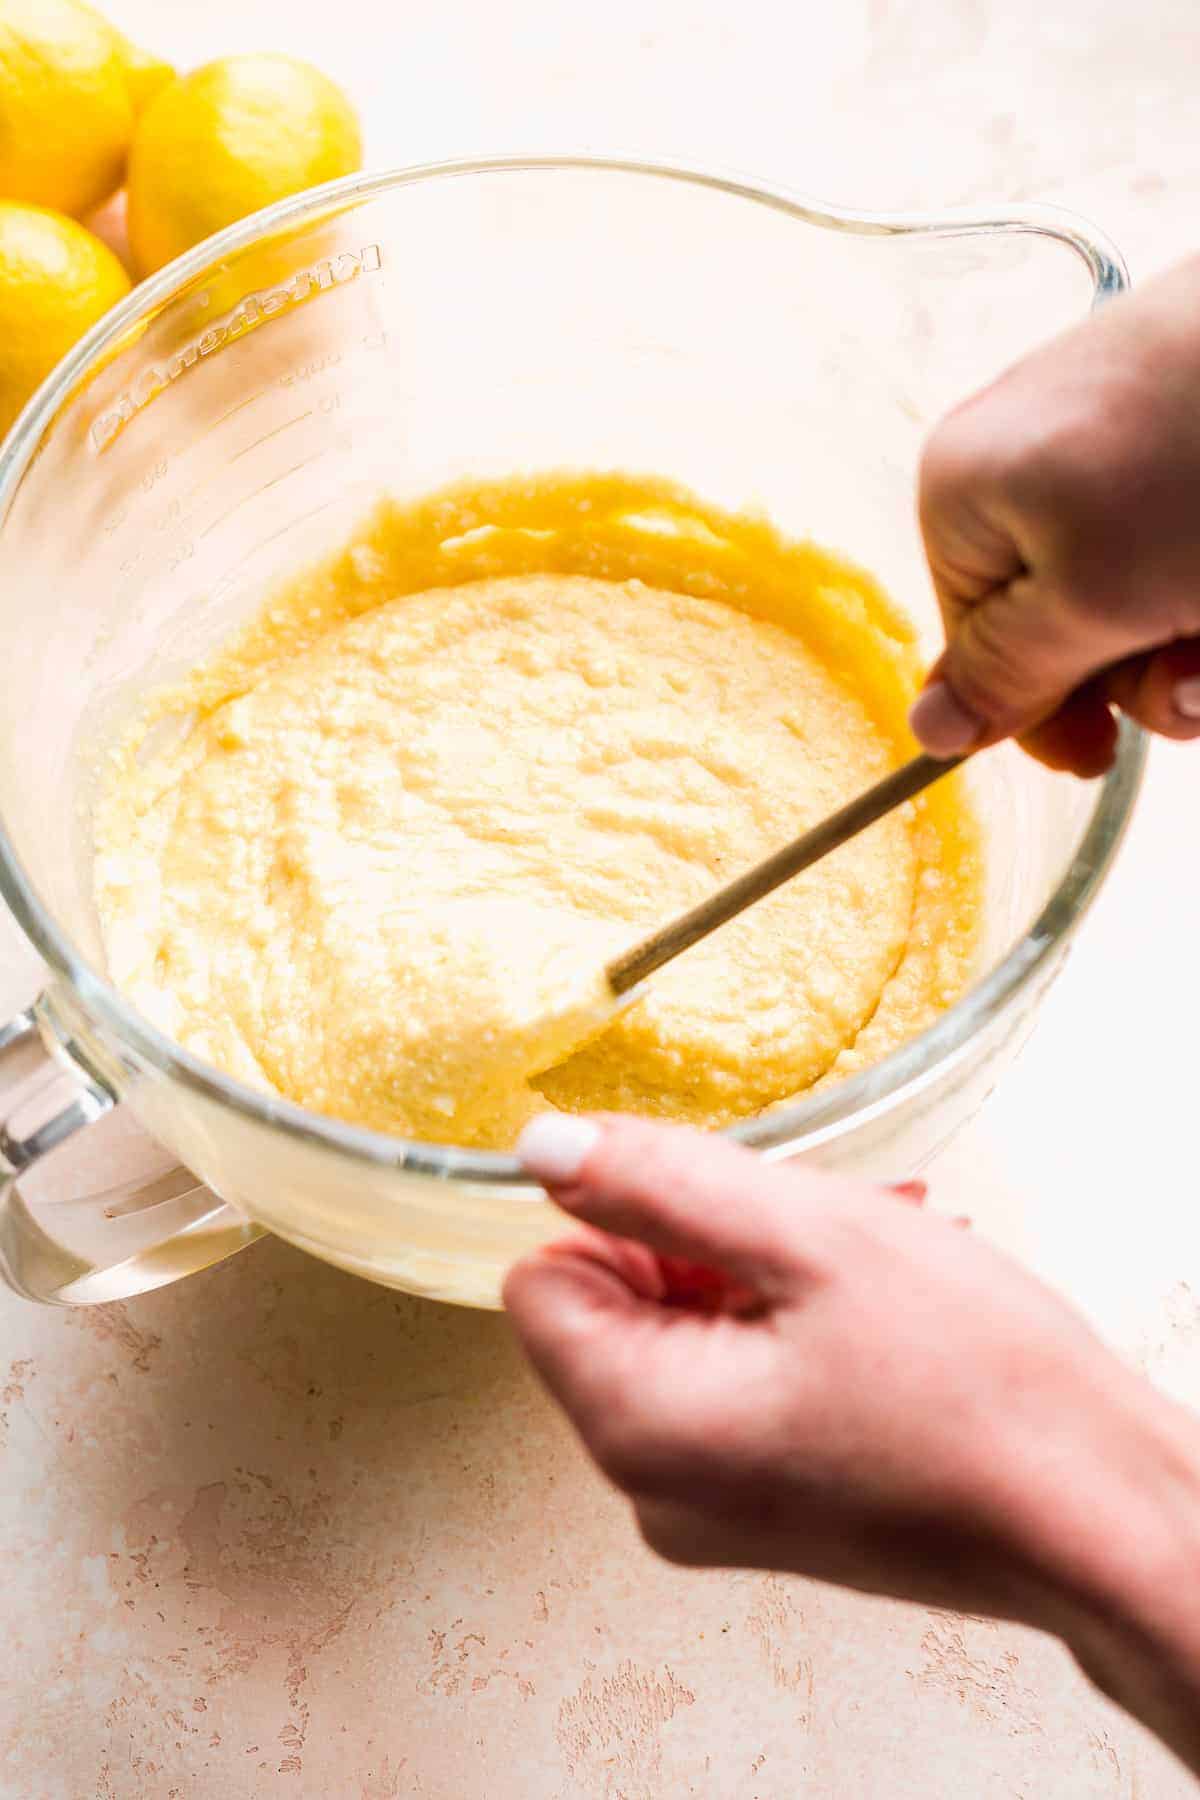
xmin=0 ymin=1004 xmax=263 ymax=1306
xmin=857 ymin=199 xmax=1131 ymax=306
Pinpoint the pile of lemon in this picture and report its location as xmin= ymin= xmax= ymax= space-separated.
xmin=0 ymin=0 xmax=362 ymax=434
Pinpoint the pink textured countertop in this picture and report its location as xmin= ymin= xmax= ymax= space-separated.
xmin=8 ymin=1224 xmax=1182 ymax=1799
xmin=4 ymin=0 xmax=1200 ymax=1793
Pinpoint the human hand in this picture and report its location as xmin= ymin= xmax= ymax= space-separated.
xmin=504 ymin=1115 xmax=1200 ymax=1774
xmin=911 ymin=253 xmax=1200 ymax=776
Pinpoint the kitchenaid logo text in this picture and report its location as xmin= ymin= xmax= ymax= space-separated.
xmin=90 ymin=243 xmax=383 ymax=451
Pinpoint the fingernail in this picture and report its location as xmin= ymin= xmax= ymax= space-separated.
xmin=517 ymin=1115 xmax=602 ymax=1183
xmin=909 ymin=681 xmax=984 ymax=756
xmin=1174 ymin=677 xmax=1200 ymax=720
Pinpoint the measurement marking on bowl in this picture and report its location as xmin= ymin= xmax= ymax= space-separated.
xmin=176 ymin=413 xmax=316 ymax=513
xmin=188 ymin=389 xmax=271 ymax=449
xmin=138 ymin=458 xmax=171 ymax=493
xmin=197 ymin=446 xmax=335 ymax=539
xmin=227 ymin=411 xmax=314 ymax=463
xmin=248 ymin=492 xmax=352 ymax=560
xmin=279 ymin=352 xmax=342 ymax=387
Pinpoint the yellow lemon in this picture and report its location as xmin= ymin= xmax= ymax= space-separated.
xmin=112 ymin=31 xmax=174 ymax=117
xmin=127 ymin=54 xmax=363 ymax=277
xmin=0 ymin=0 xmax=137 ymax=216
xmin=0 ymin=199 xmax=130 ymax=436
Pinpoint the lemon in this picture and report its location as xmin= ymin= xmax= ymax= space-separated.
xmin=127 ymin=54 xmax=363 ymax=278
xmin=0 ymin=199 xmax=130 ymax=436
xmin=111 ymin=31 xmax=174 ymax=117
xmin=0 ymin=0 xmax=136 ymax=215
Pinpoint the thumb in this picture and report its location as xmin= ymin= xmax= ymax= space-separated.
xmin=513 ymin=1113 xmax=819 ymax=1296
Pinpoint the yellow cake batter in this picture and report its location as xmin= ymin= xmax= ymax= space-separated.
xmin=93 ymin=472 xmax=982 ymax=1149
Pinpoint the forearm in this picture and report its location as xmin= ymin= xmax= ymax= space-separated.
xmin=1006 ymin=1376 xmax=1200 ymax=1776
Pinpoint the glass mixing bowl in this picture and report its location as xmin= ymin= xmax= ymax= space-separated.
xmin=0 ymin=157 xmax=1143 ymax=1309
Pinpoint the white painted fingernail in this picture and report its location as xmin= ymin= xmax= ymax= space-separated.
xmin=517 ymin=1115 xmax=602 ymax=1183
xmin=1174 ymin=677 xmax=1200 ymax=720
xmin=909 ymin=680 xmax=984 ymax=756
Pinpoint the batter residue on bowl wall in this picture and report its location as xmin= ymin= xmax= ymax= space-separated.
xmin=93 ymin=471 xmax=983 ymax=1149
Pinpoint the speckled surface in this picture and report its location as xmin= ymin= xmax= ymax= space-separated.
xmin=7 ymin=1229 xmax=1182 ymax=1799
xmin=3 ymin=1 xmax=1200 ymax=1793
